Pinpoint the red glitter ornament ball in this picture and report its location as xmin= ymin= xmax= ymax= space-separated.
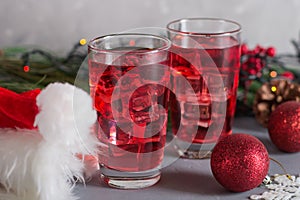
xmin=211 ymin=134 xmax=269 ymax=192
xmin=268 ymin=101 xmax=300 ymax=152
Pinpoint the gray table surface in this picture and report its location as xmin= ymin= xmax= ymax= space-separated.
xmin=75 ymin=117 xmax=300 ymax=200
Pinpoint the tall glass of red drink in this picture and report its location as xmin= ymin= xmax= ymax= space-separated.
xmin=88 ymin=34 xmax=171 ymax=189
xmin=167 ymin=18 xmax=241 ymax=159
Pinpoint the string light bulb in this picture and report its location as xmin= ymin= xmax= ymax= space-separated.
xmin=270 ymin=71 xmax=277 ymax=78
xmin=271 ymin=86 xmax=277 ymax=92
xmin=129 ymin=39 xmax=135 ymax=46
xmin=79 ymin=38 xmax=87 ymax=46
xmin=23 ymin=65 xmax=30 ymax=72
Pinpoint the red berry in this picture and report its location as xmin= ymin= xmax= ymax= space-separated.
xmin=255 ymin=62 xmax=263 ymax=71
xmin=255 ymin=58 xmax=261 ymax=64
xmin=281 ymin=71 xmax=294 ymax=80
xmin=246 ymin=50 xmax=254 ymax=55
xmin=241 ymin=63 xmax=248 ymax=71
xmin=254 ymin=45 xmax=265 ymax=54
xmin=249 ymin=68 xmax=257 ymax=75
xmin=256 ymin=71 xmax=262 ymax=78
xmin=266 ymin=47 xmax=276 ymax=57
xmin=248 ymin=57 xmax=256 ymax=64
xmin=241 ymin=44 xmax=248 ymax=55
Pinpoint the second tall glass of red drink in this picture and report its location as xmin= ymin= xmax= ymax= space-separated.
xmin=167 ymin=18 xmax=241 ymax=159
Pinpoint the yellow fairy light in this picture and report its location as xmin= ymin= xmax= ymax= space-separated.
xmin=270 ymin=71 xmax=277 ymax=78
xmin=271 ymin=86 xmax=277 ymax=92
xmin=79 ymin=38 xmax=87 ymax=46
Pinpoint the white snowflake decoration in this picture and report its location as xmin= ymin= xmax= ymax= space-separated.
xmin=250 ymin=174 xmax=300 ymax=200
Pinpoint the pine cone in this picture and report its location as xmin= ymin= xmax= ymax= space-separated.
xmin=253 ymin=79 xmax=300 ymax=127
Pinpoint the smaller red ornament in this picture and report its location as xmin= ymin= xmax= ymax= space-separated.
xmin=268 ymin=101 xmax=300 ymax=152
xmin=211 ymin=134 xmax=269 ymax=192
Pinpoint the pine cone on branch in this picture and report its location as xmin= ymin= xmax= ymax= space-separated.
xmin=253 ymin=79 xmax=300 ymax=127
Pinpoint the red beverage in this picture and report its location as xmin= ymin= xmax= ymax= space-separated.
xmin=170 ymin=35 xmax=240 ymax=144
xmin=88 ymin=34 xmax=171 ymax=189
xmin=167 ymin=18 xmax=241 ymax=159
xmin=89 ymin=48 xmax=170 ymax=172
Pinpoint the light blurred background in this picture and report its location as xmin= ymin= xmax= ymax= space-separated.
xmin=1 ymin=0 xmax=299 ymax=54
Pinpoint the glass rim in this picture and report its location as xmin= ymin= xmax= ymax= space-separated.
xmin=88 ymin=33 xmax=171 ymax=54
xmin=166 ymin=17 xmax=242 ymax=36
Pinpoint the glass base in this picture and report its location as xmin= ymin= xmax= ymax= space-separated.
xmin=173 ymin=137 xmax=216 ymax=159
xmin=100 ymin=165 xmax=161 ymax=189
